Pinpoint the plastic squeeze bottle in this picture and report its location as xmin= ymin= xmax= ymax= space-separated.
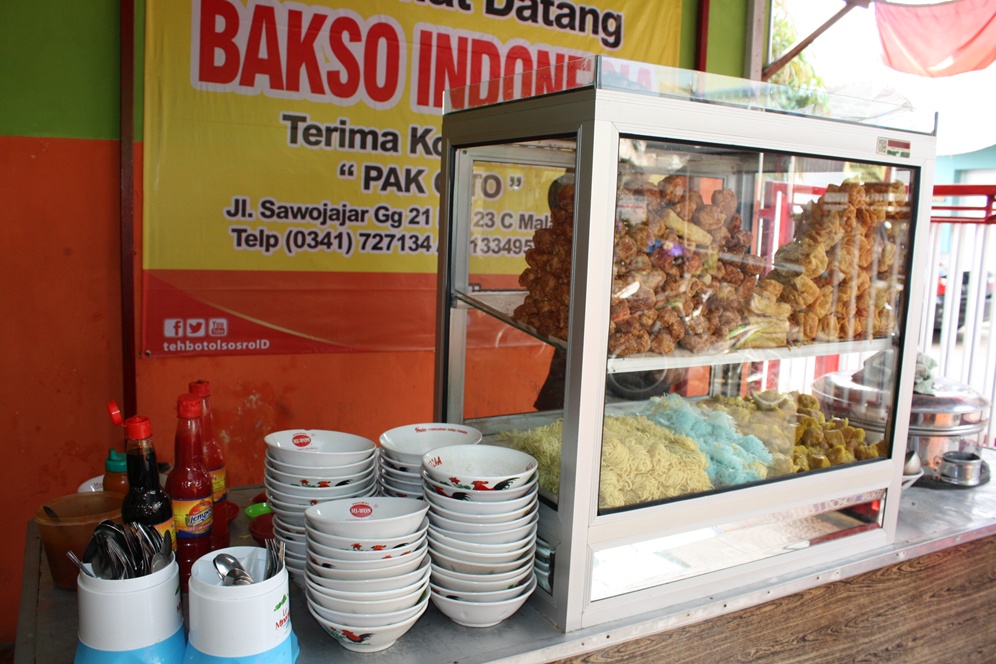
xmin=108 ymin=402 xmax=176 ymax=544
xmin=188 ymin=379 xmax=229 ymax=549
xmin=102 ymin=449 xmax=129 ymax=495
xmin=165 ymin=393 xmax=213 ymax=591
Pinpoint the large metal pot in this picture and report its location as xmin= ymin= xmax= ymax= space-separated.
xmin=812 ymin=372 xmax=989 ymax=479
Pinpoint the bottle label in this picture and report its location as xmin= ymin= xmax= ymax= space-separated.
xmin=208 ymin=466 xmax=227 ymax=503
xmin=153 ymin=517 xmax=177 ymax=547
xmin=172 ymin=497 xmax=213 ymax=538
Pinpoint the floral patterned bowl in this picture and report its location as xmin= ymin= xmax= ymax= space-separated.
xmin=421 ymin=445 xmax=538 ymax=491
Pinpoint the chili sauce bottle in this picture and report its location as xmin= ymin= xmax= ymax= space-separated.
xmin=108 ymin=402 xmax=176 ymax=544
xmin=166 ymin=393 xmax=214 ymax=591
xmin=188 ymin=379 xmax=229 ymax=549
xmin=102 ymin=448 xmax=129 ymax=495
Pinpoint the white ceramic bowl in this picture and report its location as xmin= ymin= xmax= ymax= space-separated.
xmin=307 ymin=576 xmax=430 ymax=614
xmin=431 ymin=565 xmax=534 ymax=593
xmin=266 ymin=502 xmax=306 ymax=526
xmin=423 ymin=471 xmax=538 ymax=502
xmin=422 ymin=445 xmax=537 ymax=490
xmin=430 ymin=559 xmax=533 ymax=584
xmin=264 ymin=457 xmax=377 ymax=487
xmin=266 ymin=474 xmax=377 ymax=502
xmin=380 ymin=484 xmax=425 ymax=502
xmin=428 ymin=524 xmax=536 ymax=555
xmin=380 ymin=455 xmax=422 ymax=475
xmin=424 ymin=486 xmax=537 ymax=515
xmin=308 ymin=534 xmax=426 ymax=563
xmin=428 ymin=520 xmax=538 ymax=546
xmin=307 ymin=518 xmax=428 ymax=552
xmin=428 ymin=536 xmax=533 ymax=565
xmin=428 ymin=500 xmax=537 ymax=525
xmin=380 ymin=464 xmax=422 ymax=484
xmin=273 ymin=516 xmax=307 ymax=542
xmin=380 ymin=423 xmax=483 ymax=467
xmin=265 ymin=430 xmax=377 ymax=467
xmin=307 ymin=558 xmax=429 ymax=593
xmin=305 ymin=497 xmax=429 ymax=539
xmin=429 ymin=508 xmax=538 ymax=535
xmin=281 ymin=539 xmax=308 ymax=559
xmin=429 ymin=574 xmax=532 ymax=603
xmin=381 ymin=478 xmax=422 ymax=495
xmin=430 ymin=544 xmax=535 ymax=576
xmin=265 ymin=452 xmax=376 ymax=479
xmin=307 ymin=600 xmax=426 ymax=653
xmin=310 ymin=539 xmax=427 ymax=571
xmin=431 ymin=576 xmax=535 ymax=627
xmin=265 ymin=466 xmax=377 ymax=495
xmin=309 ymin=592 xmax=428 ymax=628
xmin=306 ymin=563 xmax=430 ymax=602
xmin=306 ymin=551 xmax=427 ymax=581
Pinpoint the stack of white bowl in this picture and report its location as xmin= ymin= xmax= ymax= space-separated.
xmin=304 ymin=497 xmax=430 ymax=652
xmin=378 ymin=423 xmax=482 ymax=499
xmin=421 ymin=444 xmax=540 ymax=628
xmin=263 ymin=430 xmax=379 ymax=581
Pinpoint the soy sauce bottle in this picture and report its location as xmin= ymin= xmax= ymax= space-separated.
xmin=107 ymin=402 xmax=175 ymax=544
xmin=166 ymin=393 xmax=214 ymax=591
xmin=188 ymin=380 xmax=229 ymax=550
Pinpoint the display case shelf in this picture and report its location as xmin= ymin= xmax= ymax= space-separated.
xmin=456 ymin=288 xmax=894 ymax=372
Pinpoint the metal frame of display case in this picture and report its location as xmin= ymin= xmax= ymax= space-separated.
xmin=435 ymin=60 xmax=937 ymax=632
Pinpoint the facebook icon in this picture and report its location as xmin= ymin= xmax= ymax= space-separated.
xmin=164 ymin=318 xmax=184 ymax=338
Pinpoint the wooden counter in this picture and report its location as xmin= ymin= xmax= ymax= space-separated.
xmin=17 ymin=449 xmax=996 ymax=663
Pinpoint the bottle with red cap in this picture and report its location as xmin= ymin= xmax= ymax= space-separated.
xmin=107 ymin=402 xmax=175 ymax=544
xmin=166 ymin=393 xmax=214 ymax=591
xmin=188 ymin=379 xmax=229 ymax=549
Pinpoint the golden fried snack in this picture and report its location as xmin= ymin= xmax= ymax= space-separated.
xmin=671 ymin=191 xmax=704 ymax=221
xmin=711 ymin=188 xmax=738 ymax=217
xmin=812 ymin=285 xmax=834 ymax=318
xmin=614 ymin=234 xmax=638 ymax=263
xmin=774 ymin=240 xmax=829 ymax=279
xmin=779 ymin=274 xmax=821 ymax=310
xmin=649 ymin=329 xmax=677 ymax=354
xmin=816 ymin=315 xmax=840 ymax=341
xmin=791 ymin=311 xmax=819 ymax=340
xmin=692 ymin=204 xmax=726 ymax=231
xmin=739 ymin=315 xmax=789 ymax=348
xmin=608 ymin=328 xmax=651 ymax=356
xmin=660 ymin=208 xmax=713 ymax=246
xmin=658 ymin=175 xmax=688 ymax=203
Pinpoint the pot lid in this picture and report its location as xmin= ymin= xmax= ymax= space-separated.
xmin=812 ymin=371 xmax=990 ymax=431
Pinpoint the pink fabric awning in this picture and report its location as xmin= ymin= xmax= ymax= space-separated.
xmin=876 ymin=0 xmax=996 ymax=77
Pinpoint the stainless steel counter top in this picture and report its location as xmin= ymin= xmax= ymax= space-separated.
xmin=17 ymin=449 xmax=996 ymax=664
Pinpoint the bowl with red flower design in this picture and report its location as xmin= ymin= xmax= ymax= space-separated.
xmin=307 ymin=600 xmax=427 ymax=653
xmin=421 ymin=445 xmax=537 ymax=491
xmin=307 ymin=517 xmax=428 ymax=552
xmin=422 ymin=470 xmax=538 ymax=502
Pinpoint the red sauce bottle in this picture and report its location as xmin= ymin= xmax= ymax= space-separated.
xmin=108 ymin=402 xmax=176 ymax=545
xmin=189 ymin=379 xmax=229 ymax=550
xmin=165 ymin=393 xmax=213 ymax=591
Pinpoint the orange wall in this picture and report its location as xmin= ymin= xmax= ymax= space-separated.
xmin=0 ymin=135 xmax=124 ymax=641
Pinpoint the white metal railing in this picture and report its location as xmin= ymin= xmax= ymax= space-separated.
xmin=917 ymin=184 xmax=996 ymax=447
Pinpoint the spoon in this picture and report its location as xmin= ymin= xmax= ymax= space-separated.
xmin=223 ymin=568 xmax=254 ymax=586
xmin=66 ymin=550 xmax=95 ymax=578
xmin=213 ymin=553 xmax=251 ymax=584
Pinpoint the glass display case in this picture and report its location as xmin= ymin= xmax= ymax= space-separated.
xmin=434 ymin=57 xmax=937 ymax=631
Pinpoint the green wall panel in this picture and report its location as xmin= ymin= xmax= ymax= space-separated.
xmin=0 ymin=0 xmax=121 ymax=139
xmin=708 ymin=0 xmax=748 ymax=77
